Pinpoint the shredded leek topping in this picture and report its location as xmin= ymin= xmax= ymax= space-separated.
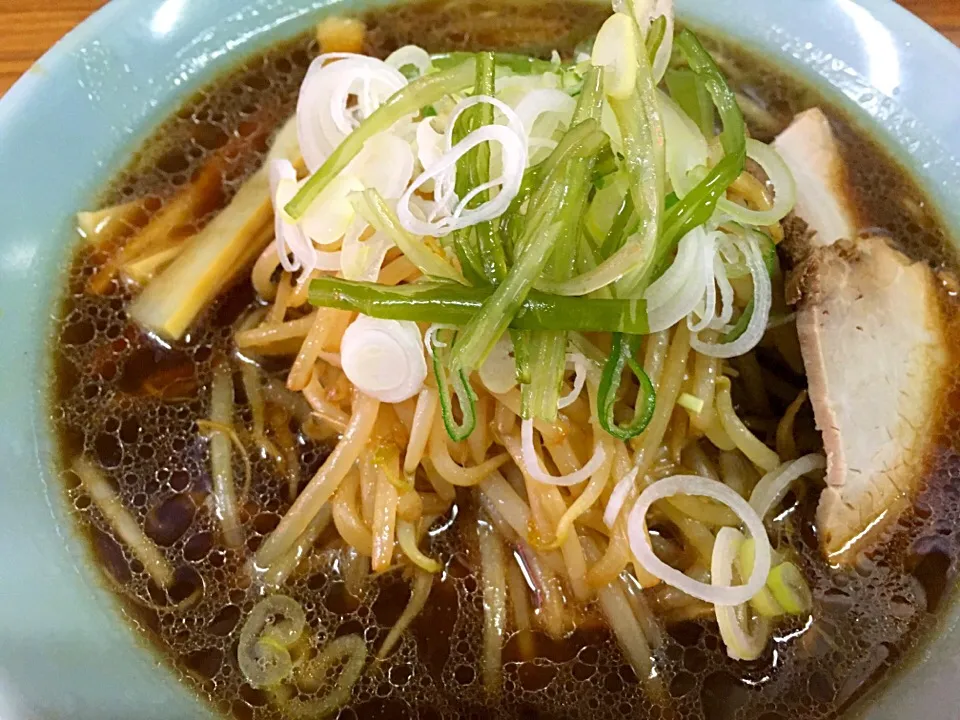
xmin=237 ymin=595 xmax=307 ymax=688
xmin=285 ymin=8 xmax=801 ymax=665
xmin=292 ymin=16 xmax=792 ymax=440
xmin=117 ymin=0 xmax=817 ymax=680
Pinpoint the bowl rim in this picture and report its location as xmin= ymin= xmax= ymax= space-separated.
xmin=5 ymin=0 xmax=960 ymax=114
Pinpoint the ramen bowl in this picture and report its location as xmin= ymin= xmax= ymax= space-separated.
xmin=0 ymin=0 xmax=958 ymax=718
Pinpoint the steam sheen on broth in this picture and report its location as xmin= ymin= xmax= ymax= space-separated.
xmin=51 ymin=2 xmax=960 ymax=719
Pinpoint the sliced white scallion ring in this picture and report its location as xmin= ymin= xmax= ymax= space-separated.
xmin=644 ymin=228 xmax=701 ymax=312
xmin=713 ymin=526 xmax=772 ymax=660
xmin=512 ymin=89 xmax=576 ymax=161
xmin=495 ymin=72 xmax=562 ymax=111
xmin=287 ymin=634 xmax=367 ymax=718
xmin=416 ymin=117 xmax=445 ymax=165
xmin=297 ymin=53 xmax=408 ymax=171
xmin=478 ymin=334 xmax=518 ymax=395
xmin=348 ymin=132 xmax=416 ymax=201
xmin=520 ymin=418 xmax=607 ymax=487
xmin=591 ymin=13 xmax=638 ymax=100
xmin=434 ymin=95 xmax=528 ymax=214
xmin=270 ymin=159 xmax=308 ymax=274
xmin=687 ymin=232 xmax=721 ymax=334
xmin=717 ymin=233 xmax=746 ymax=272
xmin=627 ymin=475 xmax=772 ymax=605
xmin=334 ymin=134 xmax=415 ymax=281
xmin=513 ymin=89 xmax=575 ymax=133
xmin=717 ymin=139 xmax=797 ymax=226
xmin=690 ymin=233 xmax=772 ymax=358
xmin=385 ymin=45 xmax=433 ymax=79
xmin=687 ymin=235 xmax=739 ymax=333
xmin=749 ymin=454 xmax=827 ymax=520
xmin=237 ymin=595 xmax=306 ymax=688
xmin=339 ymin=222 xmax=393 ymax=282
xmin=649 ymin=0 xmax=676 ymax=82
xmin=403 ymin=95 xmax=527 ymax=233
xmin=442 ymin=95 xmax=528 ymax=154
xmin=269 ymin=159 xmax=340 ymax=278
xmin=767 ymin=562 xmax=813 ymax=614
xmin=645 ymin=228 xmax=715 ymax=333
xmin=424 ymin=323 xmax=458 ymax=356
xmin=341 ymin=316 xmax=427 ymax=403
xmin=658 ymin=92 xmax=709 ymax=199
xmin=739 ymin=538 xmax=785 ymax=618
xmin=600 ymin=100 xmax=623 ymax=154
xmin=290 ymin=172 xmax=363 ymax=248
xmin=282 ymin=132 xmax=413 ymax=281
xmin=398 ymin=123 xmax=527 ymax=237
xmin=415 ymin=117 xmax=446 ymax=192
xmin=615 ymin=0 xmax=675 ymax=82
xmin=557 ymin=353 xmax=588 ymax=409
xmin=604 ymin=462 xmax=640 ymax=528
xmin=711 ymin=253 xmax=735 ymax=329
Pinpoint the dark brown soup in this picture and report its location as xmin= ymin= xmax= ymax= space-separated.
xmin=49 ymin=2 xmax=960 ymax=719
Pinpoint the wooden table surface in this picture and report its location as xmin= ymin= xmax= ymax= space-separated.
xmin=0 ymin=0 xmax=957 ymax=96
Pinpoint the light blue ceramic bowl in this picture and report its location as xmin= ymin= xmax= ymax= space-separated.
xmin=1 ymin=0 xmax=958 ymax=718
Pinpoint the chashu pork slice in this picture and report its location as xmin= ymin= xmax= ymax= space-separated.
xmin=793 ymin=237 xmax=948 ymax=561
xmin=776 ymin=108 xmax=950 ymax=561
xmin=773 ymin=108 xmax=859 ymax=248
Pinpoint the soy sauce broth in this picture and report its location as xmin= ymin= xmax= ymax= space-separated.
xmin=49 ymin=2 xmax=960 ymax=719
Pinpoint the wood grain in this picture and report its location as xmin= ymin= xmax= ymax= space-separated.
xmin=0 ymin=0 xmax=957 ymax=96
xmin=899 ymin=0 xmax=960 ymax=45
